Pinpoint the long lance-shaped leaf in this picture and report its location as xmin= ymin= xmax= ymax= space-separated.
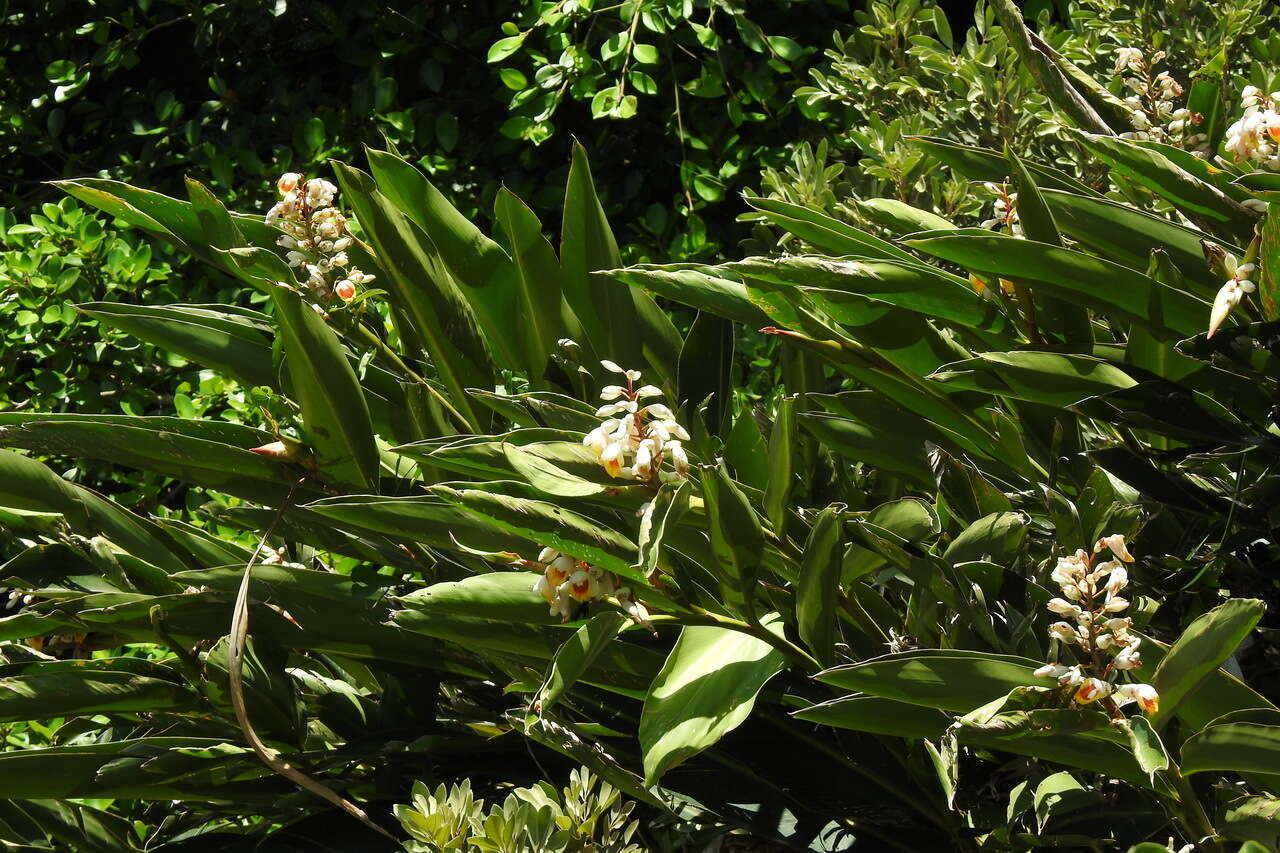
xmin=1042 ymin=190 xmax=1237 ymax=290
xmin=332 ymin=161 xmax=490 ymax=431
xmin=905 ymin=231 xmax=1209 ymax=340
xmin=763 ymin=395 xmax=797 ymax=534
xmin=816 ymin=649 xmax=1045 ymax=711
xmin=699 ymin=460 xmax=765 ymax=607
xmin=0 ymin=671 xmax=196 ymax=723
xmin=988 ymin=0 xmax=1112 ymax=134
xmin=0 ymin=419 xmax=313 ymax=506
xmin=1006 ymin=148 xmax=1093 ymax=342
xmin=271 ymin=284 xmax=379 ymax=490
xmin=77 ymin=302 xmax=276 ymax=388
xmin=1150 ymin=598 xmax=1265 ymax=729
xmin=796 ymin=505 xmax=844 ymax=666
xmin=906 ymin=136 xmax=1100 ymax=196
xmin=928 ymin=351 xmax=1138 ymax=408
xmin=365 ymin=148 xmax=547 ymax=380
xmin=495 ymin=187 xmax=572 ymax=382
xmin=563 ymin=143 xmax=680 ymax=385
xmin=535 ymin=611 xmax=631 ymax=713
xmin=743 ymin=196 xmax=918 ymax=262
xmin=54 ymin=179 xmax=278 ymax=270
xmin=598 ymin=264 xmax=774 ymax=328
xmin=430 ymin=486 xmax=643 ymax=582
xmin=726 ymin=255 xmax=1014 ymax=340
xmin=0 ymin=449 xmax=190 ymax=577
xmin=639 ymin=616 xmax=787 ymax=786
xmin=1075 ymin=132 xmax=1257 ymax=234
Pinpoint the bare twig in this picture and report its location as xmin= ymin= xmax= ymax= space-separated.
xmin=227 ymin=478 xmax=395 ymax=841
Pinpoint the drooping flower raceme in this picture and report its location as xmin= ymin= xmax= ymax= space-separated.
xmin=1112 ymin=47 xmax=1204 ymax=154
xmin=1207 ymin=244 xmax=1260 ymax=339
xmin=266 ymin=172 xmax=375 ymax=304
xmin=1225 ymin=86 xmax=1280 ymax=169
xmin=1033 ymin=535 xmax=1159 ymax=715
xmin=583 ymin=361 xmax=690 ymax=482
xmin=528 ymin=547 xmax=650 ymax=627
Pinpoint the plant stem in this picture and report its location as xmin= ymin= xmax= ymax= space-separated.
xmin=1163 ymin=764 xmax=1219 ymax=850
xmin=350 ymin=321 xmax=471 ymax=431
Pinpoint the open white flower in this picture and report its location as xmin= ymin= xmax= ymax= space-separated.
xmin=1033 ymin=534 xmax=1159 ymax=715
xmin=581 ymin=361 xmax=691 ymax=482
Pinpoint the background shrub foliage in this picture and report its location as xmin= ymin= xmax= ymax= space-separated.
xmin=4 ymin=0 xmax=1280 ymax=851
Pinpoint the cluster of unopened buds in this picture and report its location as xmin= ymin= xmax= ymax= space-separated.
xmin=1112 ymin=48 xmax=1205 ymax=154
xmin=528 ymin=547 xmax=650 ymax=626
xmin=1033 ymin=534 xmax=1159 ymax=716
xmin=1226 ymin=86 xmax=1280 ymax=170
xmin=1208 ymin=249 xmax=1258 ymax=339
xmin=583 ymin=361 xmax=691 ymax=482
xmin=979 ymin=181 xmax=1022 ymax=236
xmin=266 ymin=172 xmax=374 ymax=304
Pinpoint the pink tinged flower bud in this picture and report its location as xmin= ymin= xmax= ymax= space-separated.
xmin=1073 ymin=678 xmax=1112 ymax=704
xmin=635 ymin=385 xmax=663 ymax=399
xmin=278 ymin=172 xmax=302 ymax=195
xmin=668 ymin=440 xmax=690 ymax=477
xmin=1102 ymin=595 xmax=1130 ymax=613
xmin=335 ymin=280 xmax=357 ymax=302
xmin=1105 ymin=565 xmax=1128 ymax=596
xmin=634 ymin=441 xmax=653 ymax=477
xmin=599 ymin=385 xmax=625 ymax=401
xmin=1034 ymin=663 xmax=1069 ymax=679
xmin=537 ymin=547 xmax=558 ymax=563
xmin=1047 ymin=598 xmax=1081 ymax=617
xmin=1097 ymin=534 xmax=1134 ymax=562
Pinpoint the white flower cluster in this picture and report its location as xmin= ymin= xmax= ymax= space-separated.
xmin=1033 ymin=534 xmax=1159 ymax=715
xmin=1208 ymin=252 xmax=1257 ymax=339
xmin=1226 ymin=86 xmax=1280 ymax=168
xmin=1113 ymin=48 xmax=1204 ymax=154
xmin=266 ymin=172 xmax=374 ymax=304
xmin=979 ymin=182 xmax=1021 ymax=236
xmin=530 ymin=547 xmax=650 ymax=625
xmin=582 ymin=361 xmax=690 ymax=482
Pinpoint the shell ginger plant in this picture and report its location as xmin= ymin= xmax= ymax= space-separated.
xmin=1034 ymin=535 xmax=1159 ymax=717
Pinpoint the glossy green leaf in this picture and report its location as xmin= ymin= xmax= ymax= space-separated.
xmin=77 ymin=302 xmax=276 ymax=388
xmin=743 ymin=196 xmax=917 ymax=262
xmin=563 ymin=143 xmax=679 ymax=383
xmin=699 ymin=460 xmax=764 ymax=604
xmin=431 ymin=486 xmax=642 ymax=582
xmin=1151 ymin=598 xmax=1265 ymax=727
xmin=639 ymin=616 xmax=786 ymax=785
xmin=536 ymin=611 xmax=630 ymax=712
xmin=816 ymin=649 xmax=1044 ymax=712
xmin=1075 ymin=133 xmax=1256 ymax=232
xmin=1180 ymin=723 xmax=1280 ymax=777
xmin=930 ymin=351 xmax=1137 ymax=407
xmin=763 ymin=396 xmax=797 ymax=534
xmin=791 ymin=694 xmax=949 ymax=738
xmin=796 ymin=505 xmax=844 ymax=666
xmin=332 ymin=160 xmax=491 ymax=431
xmin=906 ymin=232 xmax=1208 ymax=340
xmin=271 ymin=284 xmax=379 ymax=489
